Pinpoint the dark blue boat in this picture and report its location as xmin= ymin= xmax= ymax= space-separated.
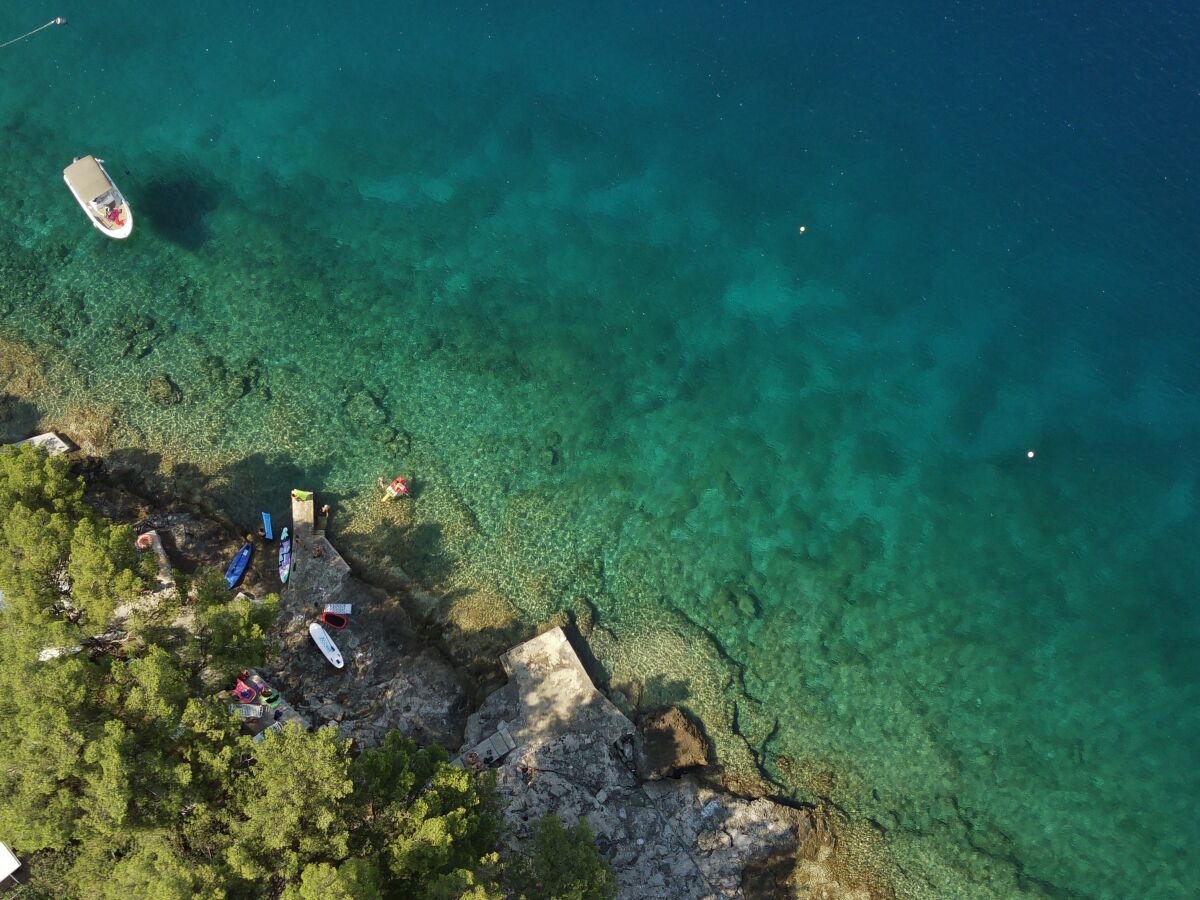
xmin=225 ymin=543 xmax=253 ymax=589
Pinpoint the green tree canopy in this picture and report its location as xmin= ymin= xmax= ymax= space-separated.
xmin=195 ymin=587 xmax=278 ymax=683
xmin=283 ymin=857 xmax=384 ymax=900
xmin=0 ymin=444 xmax=85 ymax=517
xmin=350 ymin=731 xmax=503 ymax=898
xmin=0 ymin=446 xmax=84 ymax=623
xmin=0 ymin=449 xmax=616 ymax=898
xmin=508 ymin=815 xmax=618 ymax=900
xmin=225 ymin=724 xmax=355 ymax=882
xmin=66 ymin=518 xmax=149 ymax=626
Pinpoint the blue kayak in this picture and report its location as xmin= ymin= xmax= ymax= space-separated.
xmin=225 ymin=543 xmax=253 ymax=589
xmin=261 ymin=512 xmax=273 ymax=541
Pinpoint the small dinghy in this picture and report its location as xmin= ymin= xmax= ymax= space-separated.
xmin=278 ymin=527 xmax=292 ymax=584
xmin=63 ymin=155 xmax=132 ymax=238
xmin=309 ymin=622 xmax=344 ymax=668
xmin=320 ymin=611 xmax=348 ymax=629
xmin=224 ymin=543 xmax=253 ymax=589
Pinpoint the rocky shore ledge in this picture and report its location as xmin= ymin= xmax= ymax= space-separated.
xmin=74 ymin=451 xmax=879 ymax=900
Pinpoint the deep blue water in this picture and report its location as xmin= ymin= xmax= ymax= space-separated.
xmin=2 ymin=2 xmax=1198 ymax=896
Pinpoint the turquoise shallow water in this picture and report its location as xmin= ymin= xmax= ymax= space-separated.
xmin=2 ymin=2 xmax=1199 ymax=896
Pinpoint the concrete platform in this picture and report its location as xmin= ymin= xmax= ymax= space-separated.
xmin=453 ymin=719 xmax=518 ymax=768
xmin=139 ymin=529 xmax=175 ymax=593
xmin=456 ymin=627 xmax=634 ymax=767
xmin=11 ymin=432 xmax=73 ymax=455
xmin=290 ymin=489 xmax=315 ymax=542
xmin=286 ymin=488 xmax=351 ymax=605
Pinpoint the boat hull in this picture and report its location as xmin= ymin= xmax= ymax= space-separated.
xmin=63 ymin=156 xmax=133 ymax=239
xmin=224 ymin=543 xmax=253 ymax=589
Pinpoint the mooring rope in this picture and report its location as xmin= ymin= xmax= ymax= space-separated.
xmin=0 ymin=16 xmax=67 ymax=50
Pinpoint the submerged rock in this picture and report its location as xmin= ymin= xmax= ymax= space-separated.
xmin=109 ymin=314 xmax=162 ymax=360
xmin=146 ymin=373 xmax=182 ymax=405
xmin=203 ymin=355 xmax=262 ymax=400
xmin=223 ymin=373 xmax=249 ymax=399
xmin=344 ymin=389 xmax=389 ymax=428
xmin=707 ymin=582 xmax=762 ymax=632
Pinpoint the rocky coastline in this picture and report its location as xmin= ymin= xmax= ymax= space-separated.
xmin=16 ymin=424 xmax=885 ymax=899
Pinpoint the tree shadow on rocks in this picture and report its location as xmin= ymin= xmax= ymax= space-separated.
xmin=139 ymin=173 xmax=222 ymax=250
xmin=102 ymin=447 xmax=167 ymax=492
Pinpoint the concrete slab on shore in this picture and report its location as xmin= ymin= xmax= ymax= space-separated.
xmin=456 ymin=627 xmax=633 ymax=767
xmin=290 ymin=489 xmax=315 ymax=542
xmin=140 ymin=529 xmax=175 ymax=593
xmin=12 ymin=432 xmax=73 ymax=455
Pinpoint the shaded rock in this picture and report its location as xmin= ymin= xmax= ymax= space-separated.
xmin=635 ymin=706 xmax=709 ymax=780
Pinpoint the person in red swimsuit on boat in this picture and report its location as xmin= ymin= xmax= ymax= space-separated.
xmin=378 ymin=475 xmax=410 ymax=500
xmin=106 ymin=205 xmax=124 ymax=228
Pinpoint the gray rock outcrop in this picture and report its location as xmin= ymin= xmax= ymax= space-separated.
xmin=457 ymin=627 xmax=862 ymax=899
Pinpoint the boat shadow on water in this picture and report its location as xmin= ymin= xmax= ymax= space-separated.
xmin=138 ymin=173 xmax=222 ymax=250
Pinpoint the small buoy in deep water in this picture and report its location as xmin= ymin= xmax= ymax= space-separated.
xmin=798 ymin=225 xmax=807 ymax=234
xmin=1027 ymin=450 xmax=1035 ymax=459
xmin=0 ymin=16 xmax=68 ymax=50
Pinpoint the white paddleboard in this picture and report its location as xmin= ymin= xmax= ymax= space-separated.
xmin=308 ymin=622 xmax=344 ymax=668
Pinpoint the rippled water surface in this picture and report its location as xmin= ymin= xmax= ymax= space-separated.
xmin=2 ymin=2 xmax=1198 ymax=896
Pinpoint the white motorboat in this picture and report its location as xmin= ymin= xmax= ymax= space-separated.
xmin=63 ymin=155 xmax=132 ymax=238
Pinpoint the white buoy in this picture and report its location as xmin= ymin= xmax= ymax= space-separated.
xmin=1027 ymin=450 xmax=1035 ymax=459
xmin=0 ymin=17 xmax=68 ymax=50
